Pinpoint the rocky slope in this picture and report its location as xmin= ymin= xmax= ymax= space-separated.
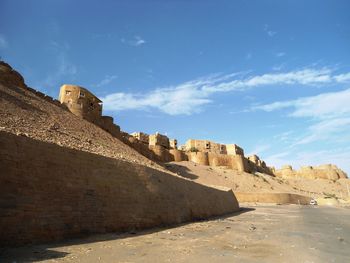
xmin=0 ymin=61 xmax=167 ymax=172
xmin=166 ymin=161 xmax=350 ymax=201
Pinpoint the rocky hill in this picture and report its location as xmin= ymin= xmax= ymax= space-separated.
xmin=0 ymin=61 xmax=166 ymax=172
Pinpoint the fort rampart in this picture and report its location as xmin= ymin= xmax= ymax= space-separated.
xmin=0 ymin=131 xmax=239 ymax=246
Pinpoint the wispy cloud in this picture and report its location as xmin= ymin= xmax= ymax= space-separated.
xmin=0 ymin=34 xmax=8 ymax=49
xmin=263 ymin=24 xmax=277 ymax=37
xmin=252 ymin=88 xmax=350 ymax=119
xmin=334 ymin=72 xmax=350 ymax=83
xmin=102 ymin=68 xmax=350 ymax=115
xmin=253 ymin=88 xmax=350 ymax=146
xmin=121 ymin=36 xmax=146 ymax=47
xmin=39 ymin=41 xmax=77 ymax=91
xmin=247 ymin=144 xmax=271 ymax=156
xmin=275 ymin=52 xmax=286 ymax=57
xmin=246 ymin=52 xmax=252 ymax=60
xmin=264 ymin=148 xmax=350 ymax=175
xmin=92 ymin=75 xmax=118 ymax=88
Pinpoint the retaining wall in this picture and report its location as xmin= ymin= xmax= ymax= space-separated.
xmin=235 ymin=192 xmax=312 ymax=205
xmin=0 ymin=132 xmax=239 ymax=246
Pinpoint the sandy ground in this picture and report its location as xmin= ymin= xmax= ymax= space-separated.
xmin=1 ymin=205 xmax=349 ymax=263
xmin=165 ymin=161 xmax=350 ymax=200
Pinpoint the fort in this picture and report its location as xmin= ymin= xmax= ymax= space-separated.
xmin=0 ymin=60 xmax=348 ymax=248
xmin=275 ymin=164 xmax=348 ymax=180
xmin=57 ymin=84 xmax=346 ymax=180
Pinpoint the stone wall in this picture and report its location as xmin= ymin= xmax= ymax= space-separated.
xmin=188 ymin=152 xmax=248 ymax=172
xmin=235 ymin=192 xmax=312 ymax=205
xmin=275 ymin=164 xmax=348 ymax=180
xmin=149 ymin=133 xmax=170 ymax=149
xmin=0 ymin=132 xmax=239 ymax=246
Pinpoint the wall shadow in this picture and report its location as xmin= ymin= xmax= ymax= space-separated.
xmin=0 ymin=207 xmax=254 ymax=262
xmin=165 ymin=163 xmax=199 ymax=179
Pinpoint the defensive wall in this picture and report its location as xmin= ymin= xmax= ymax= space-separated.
xmin=0 ymin=131 xmax=239 ymax=246
xmin=185 ymin=139 xmax=274 ymax=175
xmin=235 ymin=192 xmax=312 ymax=205
xmin=275 ymin=164 xmax=347 ymax=180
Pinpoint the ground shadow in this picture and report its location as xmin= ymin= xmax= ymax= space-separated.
xmin=0 ymin=207 xmax=254 ymax=262
xmin=0 ymin=89 xmax=44 ymax=113
xmin=165 ymin=163 xmax=199 ymax=179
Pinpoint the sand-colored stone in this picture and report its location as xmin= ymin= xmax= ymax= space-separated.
xmin=275 ymin=164 xmax=348 ymax=180
xmin=0 ymin=131 xmax=239 ymax=246
xmin=169 ymin=139 xmax=177 ymax=149
xmin=149 ymin=132 xmax=170 ymax=149
xmin=235 ymin=192 xmax=312 ymax=205
xmin=130 ymin=132 xmax=149 ymax=144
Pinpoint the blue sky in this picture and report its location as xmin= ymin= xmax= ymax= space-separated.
xmin=1 ymin=0 xmax=350 ymax=174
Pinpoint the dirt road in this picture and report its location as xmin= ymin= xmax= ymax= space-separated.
xmin=1 ymin=205 xmax=349 ymax=263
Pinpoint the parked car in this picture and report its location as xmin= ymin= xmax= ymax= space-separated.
xmin=310 ymin=199 xmax=318 ymax=205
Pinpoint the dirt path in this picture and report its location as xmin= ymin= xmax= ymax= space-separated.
xmin=1 ymin=205 xmax=349 ymax=263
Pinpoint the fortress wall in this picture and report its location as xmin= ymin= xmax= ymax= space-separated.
xmin=276 ymin=165 xmax=347 ymax=180
xmin=0 ymin=132 xmax=239 ymax=246
xmin=208 ymin=153 xmax=232 ymax=167
xmin=169 ymin=149 xmax=188 ymax=162
xmin=149 ymin=145 xmax=174 ymax=162
xmin=230 ymin=155 xmax=248 ymax=172
xmin=275 ymin=167 xmax=296 ymax=178
xmin=235 ymin=192 xmax=312 ymax=205
xmin=188 ymin=152 xmax=209 ymax=166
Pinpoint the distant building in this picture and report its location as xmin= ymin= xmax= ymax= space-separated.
xmin=131 ymin=132 xmax=150 ymax=144
xmin=149 ymin=132 xmax=170 ymax=149
xmin=185 ymin=139 xmax=220 ymax=154
xmin=170 ymin=139 xmax=178 ymax=149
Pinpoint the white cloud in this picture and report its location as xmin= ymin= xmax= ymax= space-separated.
xmin=263 ymin=24 xmax=277 ymax=37
xmin=93 ymin=75 xmax=118 ymax=88
xmin=253 ymin=88 xmax=350 ymax=119
xmin=253 ymin=88 xmax=350 ymax=149
xmin=334 ymin=72 xmax=350 ymax=83
xmin=103 ymin=68 xmax=350 ymax=115
xmin=0 ymin=34 xmax=8 ymax=49
xmin=121 ymin=36 xmax=146 ymax=47
xmin=39 ymin=41 xmax=77 ymax=90
xmin=264 ymin=148 xmax=350 ymax=176
xmin=102 ymin=80 xmax=212 ymax=115
xmin=247 ymin=144 xmax=271 ymax=156
xmin=276 ymin=52 xmax=286 ymax=57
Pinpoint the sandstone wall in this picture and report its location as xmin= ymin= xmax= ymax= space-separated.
xmin=169 ymin=149 xmax=188 ymax=162
xmin=275 ymin=164 xmax=348 ymax=180
xmin=235 ymin=192 xmax=312 ymax=205
xmin=188 ymin=152 xmax=210 ymax=166
xmin=0 ymin=132 xmax=239 ymax=246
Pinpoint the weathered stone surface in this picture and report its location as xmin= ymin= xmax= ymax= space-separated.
xmin=0 ymin=131 xmax=239 ymax=246
xmin=275 ymin=164 xmax=348 ymax=180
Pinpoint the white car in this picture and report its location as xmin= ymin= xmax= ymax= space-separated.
xmin=310 ymin=199 xmax=318 ymax=205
